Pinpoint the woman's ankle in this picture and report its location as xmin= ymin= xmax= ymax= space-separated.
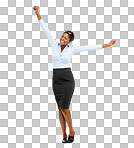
xmin=69 ymin=129 xmax=74 ymax=136
xmin=63 ymin=133 xmax=67 ymax=138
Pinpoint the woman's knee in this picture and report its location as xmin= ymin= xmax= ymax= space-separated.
xmin=60 ymin=109 xmax=69 ymax=114
xmin=59 ymin=109 xmax=62 ymax=114
xmin=59 ymin=109 xmax=64 ymax=116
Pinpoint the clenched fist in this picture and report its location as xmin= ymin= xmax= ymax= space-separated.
xmin=109 ymin=39 xmax=116 ymax=46
xmin=33 ymin=6 xmax=41 ymax=20
xmin=33 ymin=6 xmax=39 ymax=13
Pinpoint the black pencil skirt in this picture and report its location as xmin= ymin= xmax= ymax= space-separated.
xmin=52 ymin=68 xmax=75 ymax=109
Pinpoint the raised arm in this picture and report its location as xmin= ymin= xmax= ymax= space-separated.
xmin=33 ymin=6 xmax=57 ymax=48
xmin=72 ymin=39 xmax=116 ymax=54
xmin=102 ymin=39 xmax=116 ymax=48
xmin=33 ymin=6 xmax=41 ymax=20
xmin=72 ymin=44 xmax=103 ymax=54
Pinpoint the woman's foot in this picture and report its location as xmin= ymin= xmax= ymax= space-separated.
xmin=62 ymin=134 xmax=68 ymax=143
xmin=68 ymin=131 xmax=75 ymax=143
xmin=62 ymin=137 xmax=68 ymax=143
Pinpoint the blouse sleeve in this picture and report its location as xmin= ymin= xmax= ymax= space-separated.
xmin=72 ymin=44 xmax=103 ymax=54
xmin=38 ymin=19 xmax=57 ymax=48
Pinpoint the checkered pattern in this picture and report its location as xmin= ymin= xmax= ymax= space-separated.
xmin=0 ymin=0 xmax=134 ymax=147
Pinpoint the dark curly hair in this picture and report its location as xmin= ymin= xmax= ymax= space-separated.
xmin=63 ymin=30 xmax=75 ymax=42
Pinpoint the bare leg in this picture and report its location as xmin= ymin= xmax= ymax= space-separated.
xmin=59 ymin=109 xmax=67 ymax=138
xmin=60 ymin=109 xmax=74 ymax=136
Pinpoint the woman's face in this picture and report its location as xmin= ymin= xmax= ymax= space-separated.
xmin=60 ymin=33 xmax=71 ymax=46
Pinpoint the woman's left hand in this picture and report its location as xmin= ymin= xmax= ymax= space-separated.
xmin=109 ymin=39 xmax=116 ymax=46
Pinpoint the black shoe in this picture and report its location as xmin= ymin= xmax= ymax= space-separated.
xmin=68 ymin=131 xmax=75 ymax=143
xmin=62 ymin=137 xmax=68 ymax=143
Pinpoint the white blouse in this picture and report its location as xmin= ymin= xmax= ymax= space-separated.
xmin=38 ymin=19 xmax=103 ymax=69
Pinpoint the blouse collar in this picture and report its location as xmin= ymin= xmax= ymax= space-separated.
xmin=58 ymin=43 xmax=70 ymax=47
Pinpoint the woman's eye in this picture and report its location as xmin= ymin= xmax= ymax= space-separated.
xmin=61 ymin=36 xmax=67 ymax=40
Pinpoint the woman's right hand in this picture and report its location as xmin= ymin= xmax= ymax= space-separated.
xmin=33 ymin=6 xmax=39 ymax=13
xmin=33 ymin=6 xmax=41 ymax=20
xmin=109 ymin=39 xmax=116 ymax=46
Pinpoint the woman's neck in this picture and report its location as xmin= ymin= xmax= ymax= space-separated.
xmin=61 ymin=45 xmax=66 ymax=51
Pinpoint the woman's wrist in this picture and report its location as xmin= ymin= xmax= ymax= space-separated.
xmin=35 ymin=11 xmax=41 ymax=20
xmin=102 ymin=43 xmax=111 ymax=48
xmin=35 ymin=11 xmax=38 ymax=14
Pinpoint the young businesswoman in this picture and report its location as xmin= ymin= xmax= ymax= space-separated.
xmin=33 ymin=6 xmax=116 ymax=143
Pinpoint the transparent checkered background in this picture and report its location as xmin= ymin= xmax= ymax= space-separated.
xmin=0 ymin=0 xmax=134 ymax=148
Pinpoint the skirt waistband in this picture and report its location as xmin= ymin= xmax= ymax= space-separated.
xmin=53 ymin=68 xmax=71 ymax=71
xmin=53 ymin=67 xmax=71 ymax=70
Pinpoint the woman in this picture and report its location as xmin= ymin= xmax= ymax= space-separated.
xmin=33 ymin=6 xmax=116 ymax=143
